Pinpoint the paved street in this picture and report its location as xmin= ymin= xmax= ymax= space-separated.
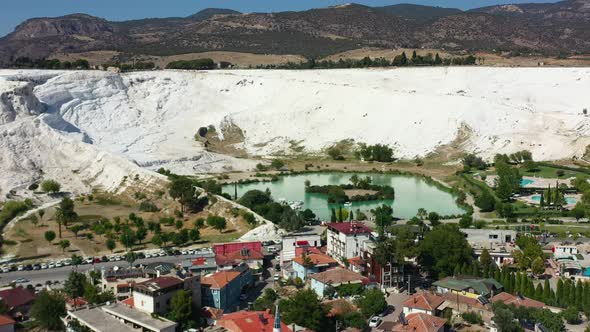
xmin=0 ymin=255 xmax=190 ymax=288
xmin=371 ymin=292 xmax=409 ymax=331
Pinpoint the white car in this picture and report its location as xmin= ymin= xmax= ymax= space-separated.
xmin=188 ymin=250 xmax=195 ymax=255
xmin=158 ymin=251 xmax=166 ymax=257
xmin=40 ymin=263 xmax=48 ymax=269
xmin=181 ymin=250 xmax=188 ymax=255
xmin=145 ymin=253 xmax=152 ymax=259
xmin=63 ymin=260 xmax=72 ymax=266
xmin=17 ymin=265 xmax=24 ymax=271
xmin=48 ymin=262 xmax=55 ymax=269
xmin=368 ymin=316 xmax=382 ymax=328
xmin=13 ymin=277 xmax=29 ymax=284
xmin=115 ymin=256 xmax=122 ymax=261
xmin=55 ymin=261 xmax=63 ymax=268
xmin=273 ymin=274 xmax=280 ymax=281
xmin=0 ymin=266 xmax=9 ymax=273
xmin=85 ymin=257 xmax=94 ymax=264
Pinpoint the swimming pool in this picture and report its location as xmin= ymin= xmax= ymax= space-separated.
xmin=521 ymin=179 xmax=535 ymax=186
xmin=530 ymin=195 xmax=576 ymax=205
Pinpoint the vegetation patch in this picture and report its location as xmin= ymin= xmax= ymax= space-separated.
xmin=305 ymin=175 xmax=394 ymax=203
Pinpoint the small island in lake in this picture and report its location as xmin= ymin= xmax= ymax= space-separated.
xmin=305 ymin=175 xmax=395 ymax=203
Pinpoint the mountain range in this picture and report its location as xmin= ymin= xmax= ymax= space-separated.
xmin=1 ymin=1 xmax=589 ymax=66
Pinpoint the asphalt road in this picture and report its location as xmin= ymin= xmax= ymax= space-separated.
xmin=0 ymin=255 xmax=190 ymax=287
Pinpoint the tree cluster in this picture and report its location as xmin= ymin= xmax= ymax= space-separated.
xmin=256 ymin=52 xmax=477 ymax=70
xmin=355 ymin=143 xmax=394 ymax=162
xmin=8 ymin=57 xmax=90 ymax=69
xmin=166 ymin=58 xmax=216 ymax=70
xmin=238 ymin=189 xmax=306 ymax=232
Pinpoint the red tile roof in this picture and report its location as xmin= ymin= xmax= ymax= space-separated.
xmin=392 ymin=313 xmax=447 ymax=332
xmin=217 ymin=310 xmax=292 ymax=332
xmin=121 ymin=297 xmax=134 ymax=308
xmin=491 ymin=292 xmax=545 ymax=309
xmin=295 ymin=247 xmax=324 ymax=257
xmin=292 ymin=253 xmax=337 ymax=267
xmin=326 ymin=222 xmax=372 ymax=235
xmin=202 ymin=306 xmax=224 ymax=320
xmin=309 ymin=267 xmax=368 ymax=286
xmin=136 ymin=276 xmax=183 ymax=291
xmin=0 ymin=287 xmax=35 ymax=309
xmin=0 ymin=315 xmax=15 ymax=326
xmin=213 ymin=242 xmax=262 ymax=256
xmin=67 ymin=297 xmax=88 ymax=307
xmin=201 ymin=271 xmax=241 ymax=289
xmin=347 ymin=256 xmax=365 ymax=267
xmin=216 ymin=248 xmax=264 ymax=266
xmin=403 ymin=292 xmax=445 ymax=311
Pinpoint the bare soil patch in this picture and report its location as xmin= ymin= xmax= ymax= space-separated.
xmin=343 ymin=189 xmax=378 ymax=197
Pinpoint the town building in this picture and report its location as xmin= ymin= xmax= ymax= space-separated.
xmin=292 ymin=252 xmax=338 ymax=281
xmin=433 ymin=277 xmax=503 ymax=298
xmin=553 ymin=245 xmax=578 ymax=255
xmin=132 ymin=273 xmax=201 ymax=315
xmin=216 ymin=307 xmax=292 ymax=332
xmin=390 ymin=313 xmax=447 ymax=332
xmin=402 ymin=292 xmax=445 ymax=316
xmin=439 ymin=292 xmax=494 ymax=323
xmin=326 ymin=222 xmax=372 ymax=260
xmin=309 ymin=267 xmax=368 ymax=298
xmin=348 ymin=239 xmax=406 ymax=289
xmin=461 ymin=229 xmax=516 ymax=247
xmin=491 ymin=292 xmax=545 ymax=309
xmin=281 ymin=234 xmax=322 ymax=264
xmin=65 ymin=302 xmax=177 ymax=332
xmin=182 ymin=250 xmax=218 ymax=275
xmin=473 ymin=247 xmax=515 ymax=267
xmin=0 ymin=287 xmax=35 ymax=320
xmin=100 ymin=267 xmax=148 ymax=301
xmin=201 ymin=265 xmax=253 ymax=312
xmin=216 ymin=246 xmax=264 ymax=273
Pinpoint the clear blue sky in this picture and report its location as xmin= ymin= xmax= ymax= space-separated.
xmin=0 ymin=0 xmax=555 ymax=37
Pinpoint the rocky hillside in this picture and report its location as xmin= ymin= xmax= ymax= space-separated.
xmin=1 ymin=1 xmax=589 ymax=66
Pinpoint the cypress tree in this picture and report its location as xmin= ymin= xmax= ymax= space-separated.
xmin=514 ymin=273 xmax=521 ymax=294
xmin=509 ymin=273 xmax=516 ymax=294
xmin=568 ymin=280 xmax=576 ymax=307
xmin=543 ymin=279 xmax=551 ymax=303
xmin=520 ymin=273 xmax=528 ymax=294
xmin=583 ymin=282 xmax=590 ymax=311
xmin=550 ymin=289 xmax=556 ymax=306
xmin=330 ymin=208 xmax=337 ymax=222
xmin=338 ymin=207 xmax=343 ymax=222
xmin=547 ymin=185 xmax=552 ymax=206
xmin=575 ymin=280 xmax=583 ymax=308
xmin=535 ymin=283 xmax=544 ymax=301
xmin=556 ymin=279 xmax=564 ymax=306
xmin=494 ymin=269 xmax=501 ymax=283
xmin=453 ymin=264 xmax=461 ymax=277
xmin=526 ymin=280 xmax=535 ymax=298
xmin=563 ymin=279 xmax=572 ymax=307
xmin=471 ymin=261 xmax=480 ymax=277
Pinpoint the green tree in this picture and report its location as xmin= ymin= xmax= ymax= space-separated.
xmin=31 ymin=291 xmax=66 ymax=330
xmin=151 ymin=233 xmax=163 ymax=247
xmin=119 ymin=229 xmax=137 ymax=249
xmin=271 ymin=159 xmax=285 ymax=170
xmin=168 ymin=176 xmax=195 ymax=213
xmin=279 ymin=289 xmax=330 ymax=331
xmin=355 ymin=288 xmax=387 ymax=319
xmin=253 ymin=288 xmax=278 ymax=311
xmin=106 ymin=238 xmax=116 ymax=252
xmin=495 ymin=161 xmax=522 ymax=201
xmin=531 ymin=257 xmax=545 ymax=276
xmin=372 ymin=204 xmax=394 ymax=234
xmin=168 ymin=290 xmax=193 ymax=329
xmin=59 ymin=239 xmax=70 ymax=253
xmin=41 ymin=179 xmax=61 ymax=193
xmin=459 ymin=214 xmax=473 ymax=228
xmin=55 ymin=197 xmax=77 ymax=238
xmin=206 ymin=215 xmax=227 ymax=233
xmin=64 ymin=271 xmax=87 ymax=299
xmin=44 ymin=230 xmax=56 ymax=244
xmin=418 ymin=224 xmax=473 ymax=278
xmin=427 ymin=211 xmax=441 ymax=226
xmin=136 ymin=227 xmax=148 ymax=244
xmin=480 ymin=249 xmax=493 ymax=277
xmin=70 ymin=225 xmax=83 ymax=238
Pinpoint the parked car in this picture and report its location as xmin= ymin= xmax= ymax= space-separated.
xmin=40 ymin=263 xmax=48 ymax=269
xmin=55 ymin=261 xmax=63 ymax=268
xmin=13 ymin=277 xmax=29 ymax=284
xmin=145 ymin=253 xmax=152 ymax=259
xmin=101 ymin=256 xmax=108 ymax=262
xmin=32 ymin=264 xmax=41 ymax=270
xmin=24 ymin=264 xmax=33 ymax=271
xmin=17 ymin=265 xmax=24 ymax=271
xmin=173 ymin=250 xmax=181 ymax=256
xmin=273 ymin=274 xmax=280 ymax=282
xmin=85 ymin=257 xmax=94 ymax=264
xmin=368 ymin=316 xmax=382 ymax=328
xmin=136 ymin=252 xmax=146 ymax=259
xmin=48 ymin=262 xmax=55 ymax=269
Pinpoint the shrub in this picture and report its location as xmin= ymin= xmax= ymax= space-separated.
xmin=139 ymin=200 xmax=159 ymax=212
xmin=461 ymin=311 xmax=483 ymax=325
xmin=41 ymin=179 xmax=61 ymax=193
xmin=561 ymin=307 xmax=582 ymax=324
xmin=0 ymin=199 xmax=33 ymax=226
xmin=28 ymin=183 xmax=39 ymax=190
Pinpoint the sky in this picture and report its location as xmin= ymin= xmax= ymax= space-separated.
xmin=0 ymin=0 xmax=556 ymax=37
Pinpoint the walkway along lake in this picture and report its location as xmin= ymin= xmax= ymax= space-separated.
xmin=222 ymin=173 xmax=466 ymax=221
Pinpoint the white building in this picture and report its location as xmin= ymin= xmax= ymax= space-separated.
xmin=133 ymin=274 xmax=200 ymax=315
xmin=280 ymin=234 xmax=321 ymax=264
xmin=461 ymin=229 xmax=516 ymax=247
xmin=554 ymin=245 xmax=578 ymax=255
xmin=326 ymin=222 xmax=372 ymax=259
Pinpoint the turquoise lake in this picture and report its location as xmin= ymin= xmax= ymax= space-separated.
xmin=222 ymin=173 xmax=466 ymax=220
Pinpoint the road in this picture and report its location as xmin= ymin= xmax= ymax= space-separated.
xmin=0 ymin=255 xmax=190 ymax=288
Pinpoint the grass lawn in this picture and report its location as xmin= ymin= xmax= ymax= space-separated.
xmin=521 ymin=165 xmax=589 ymax=179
